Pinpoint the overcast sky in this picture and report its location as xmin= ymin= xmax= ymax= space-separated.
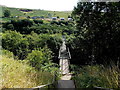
xmin=0 ymin=0 xmax=78 ymax=11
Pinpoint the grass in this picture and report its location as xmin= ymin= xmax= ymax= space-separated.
xmin=0 ymin=6 xmax=23 ymax=17
xmin=0 ymin=55 xmax=54 ymax=89
xmin=0 ymin=6 xmax=72 ymax=20
xmin=72 ymin=63 xmax=119 ymax=88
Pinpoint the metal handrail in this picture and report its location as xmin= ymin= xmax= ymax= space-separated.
xmin=94 ymin=87 xmax=113 ymax=90
xmin=31 ymin=71 xmax=57 ymax=89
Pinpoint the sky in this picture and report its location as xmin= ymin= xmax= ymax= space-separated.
xmin=0 ymin=0 xmax=78 ymax=11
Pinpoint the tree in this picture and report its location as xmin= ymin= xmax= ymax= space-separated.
xmin=57 ymin=16 xmax=59 ymax=18
xmin=48 ymin=13 xmax=52 ymax=18
xmin=68 ymin=15 xmax=71 ymax=18
xmin=72 ymin=2 xmax=120 ymax=64
xmin=2 ymin=31 xmax=29 ymax=59
xmin=4 ymin=9 xmax=11 ymax=17
xmin=9 ymin=19 xmax=34 ymax=34
xmin=27 ymin=16 xmax=30 ymax=19
xmin=33 ymin=19 xmax=43 ymax=24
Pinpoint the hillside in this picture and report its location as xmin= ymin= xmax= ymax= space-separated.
xmin=1 ymin=55 xmax=54 ymax=88
xmin=0 ymin=6 xmax=72 ymax=19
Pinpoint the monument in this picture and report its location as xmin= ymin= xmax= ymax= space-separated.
xmin=58 ymin=36 xmax=71 ymax=74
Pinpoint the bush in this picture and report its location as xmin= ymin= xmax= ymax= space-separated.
xmin=59 ymin=21 xmax=68 ymax=25
xmin=33 ymin=20 xmax=43 ymax=24
xmin=6 ymin=24 xmax=14 ymax=30
xmin=2 ymin=31 xmax=29 ymax=59
xmin=11 ymin=19 xmax=33 ymax=27
xmin=50 ymin=21 xmax=59 ymax=25
xmin=27 ymin=47 xmax=53 ymax=70
xmin=2 ymin=49 xmax=13 ymax=58
xmin=3 ymin=19 xmax=34 ymax=34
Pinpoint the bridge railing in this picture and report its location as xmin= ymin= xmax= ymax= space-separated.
xmin=31 ymin=71 xmax=57 ymax=89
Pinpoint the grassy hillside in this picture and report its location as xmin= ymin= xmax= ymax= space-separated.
xmin=1 ymin=6 xmax=23 ymax=16
xmin=1 ymin=54 xmax=54 ymax=89
xmin=0 ymin=6 xmax=72 ymax=19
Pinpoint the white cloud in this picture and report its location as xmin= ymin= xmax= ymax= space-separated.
xmin=0 ymin=0 xmax=78 ymax=11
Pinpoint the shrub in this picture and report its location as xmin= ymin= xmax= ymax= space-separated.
xmin=72 ymin=64 xmax=119 ymax=88
xmin=26 ymin=47 xmax=53 ymax=70
xmin=33 ymin=19 xmax=43 ymax=24
xmin=11 ymin=19 xmax=33 ymax=27
xmin=6 ymin=24 xmax=14 ymax=30
xmin=2 ymin=49 xmax=13 ymax=58
xmin=59 ymin=21 xmax=68 ymax=25
xmin=2 ymin=31 xmax=29 ymax=59
xmin=50 ymin=21 xmax=59 ymax=25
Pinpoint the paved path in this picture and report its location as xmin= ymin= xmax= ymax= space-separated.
xmin=57 ymin=80 xmax=75 ymax=89
xmin=58 ymin=58 xmax=75 ymax=88
xmin=57 ymin=68 xmax=75 ymax=88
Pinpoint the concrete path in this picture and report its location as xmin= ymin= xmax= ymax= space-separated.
xmin=57 ymin=73 xmax=75 ymax=88
xmin=57 ymin=80 xmax=75 ymax=89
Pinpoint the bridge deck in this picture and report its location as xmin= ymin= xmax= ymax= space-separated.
xmin=57 ymin=80 xmax=75 ymax=89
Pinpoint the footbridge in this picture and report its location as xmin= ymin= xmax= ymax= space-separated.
xmin=31 ymin=36 xmax=75 ymax=89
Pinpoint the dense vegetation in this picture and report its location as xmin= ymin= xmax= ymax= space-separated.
xmin=70 ymin=1 xmax=120 ymax=88
xmin=70 ymin=2 xmax=120 ymax=65
xmin=2 ymin=20 xmax=76 ymax=63
xmin=1 ymin=1 xmax=120 ymax=89
xmin=1 ymin=50 xmax=56 ymax=88
xmin=2 ymin=19 xmax=75 ymax=34
xmin=1 ymin=7 xmax=74 ymax=88
xmin=72 ymin=64 xmax=119 ymax=88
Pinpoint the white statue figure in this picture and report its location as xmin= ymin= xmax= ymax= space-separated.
xmin=59 ymin=37 xmax=71 ymax=74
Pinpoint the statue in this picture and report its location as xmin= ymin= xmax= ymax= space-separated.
xmin=58 ymin=36 xmax=71 ymax=74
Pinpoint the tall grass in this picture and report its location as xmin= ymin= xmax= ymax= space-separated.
xmin=72 ymin=63 xmax=119 ymax=88
xmin=0 ymin=55 xmax=54 ymax=89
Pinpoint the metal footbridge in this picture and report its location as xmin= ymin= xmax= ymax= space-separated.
xmin=31 ymin=36 xmax=75 ymax=89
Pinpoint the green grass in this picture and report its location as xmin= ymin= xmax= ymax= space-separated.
xmin=72 ymin=64 xmax=119 ymax=88
xmin=1 ymin=6 xmax=23 ymax=17
xmin=0 ymin=6 xmax=72 ymax=20
xmin=0 ymin=55 xmax=54 ymax=89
